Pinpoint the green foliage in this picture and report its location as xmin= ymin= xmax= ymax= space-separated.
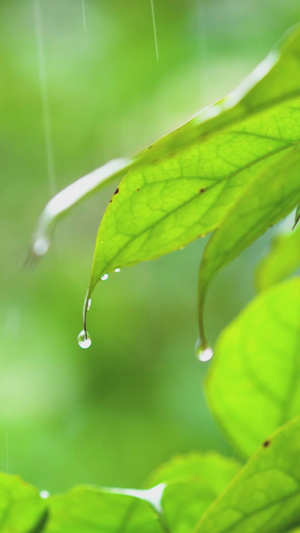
xmin=256 ymin=225 xmax=300 ymax=291
xmin=0 ymin=474 xmax=46 ymax=532
xmin=207 ymin=278 xmax=300 ymax=456
xmin=18 ymin=22 xmax=300 ymax=533
xmin=195 ymin=417 xmax=300 ymax=533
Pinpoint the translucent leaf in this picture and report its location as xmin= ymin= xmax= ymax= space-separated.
xmin=147 ymin=453 xmax=241 ymax=533
xmin=194 ymin=417 xmax=300 ymax=533
xmin=206 ymin=278 xmax=300 ymax=457
xmin=0 ymin=473 xmax=47 ymax=532
xmin=256 ymin=225 xmax=300 ymax=292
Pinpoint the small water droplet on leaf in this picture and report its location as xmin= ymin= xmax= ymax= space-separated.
xmin=101 ymin=273 xmax=109 ymax=281
xmin=114 ymin=268 xmax=121 ymax=273
xmin=77 ymin=330 xmax=92 ymax=349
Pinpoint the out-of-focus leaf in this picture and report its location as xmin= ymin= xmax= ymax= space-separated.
xmin=0 ymin=473 xmax=47 ymax=532
xmin=206 ymin=278 xmax=300 ymax=457
xmin=194 ymin=417 xmax=300 ymax=533
xmin=256 ymin=225 xmax=300 ymax=291
xmin=147 ymin=453 xmax=241 ymax=533
xmin=294 ymin=204 xmax=300 ymax=229
xmin=44 ymin=486 xmax=163 ymax=533
xmin=197 ymin=147 xmax=300 ymax=346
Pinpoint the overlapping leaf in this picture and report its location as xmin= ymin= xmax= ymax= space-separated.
xmin=85 ymin=27 xmax=300 ymax=310
xmin=31 ymin=27 xmax=300 ymax=341
xmin=147 ymin=453 xmax=240 ymax=533
xmin=206 ymin=278 xmax=300 ymax=456
xmin=194 ymin=417 xmax=300 ymax=533
xmin=197 ymin=147 xmax=300 ymax=344
xmin=256 ymin=225 xmax=300 ymax=292
xmin=0 ymin=473 xmax=47 ymax=532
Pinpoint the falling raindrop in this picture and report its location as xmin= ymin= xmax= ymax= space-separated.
xmin=195 ymin=339 xmax=213 ymax=362
xmin=150 ymin=0 xmax=159 ymax=61
xmin=114 ymin=268 xmax=121 ymax=273
xmin=101 ymin=273 xmax=109 ymax=281
xmin=82 ymin=0 xmax=87 ymax=31
xmin=77 ymin=330 xmax=92 ymax=349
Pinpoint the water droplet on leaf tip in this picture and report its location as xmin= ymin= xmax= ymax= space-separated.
xmin=101 ymin=273 xmax=109 ymax=281
xmin=195 ymin=339 xmax=213 ymax=362
xmin=77 ymin=330 xmax=92 ymax=349
xmin=115 ymin=268 xmax=121 ymax=273
xmin=40 ymin=490 xmax=50 ymax=499
xmin=32 ymin=237 xmax=50 ymax=256
xmin=87 ymin=298 xmax=92 ymax=311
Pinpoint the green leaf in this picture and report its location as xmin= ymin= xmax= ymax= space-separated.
xmin=255 ymin=225 xmax=300 ymax=292
xmin=294 ymin=204 xmax=300 ymax=229
xmin=194 ymin=417 xmax=300 ymax=533
xmin=0 ymin=473 xmax=47 ymax=532
xmin=147 ymin=452 xmax=241 ymax=533
xmin=206 ymin=278 xmax=300 ymax=457
xmin=197 ymin=146 xmax=300 ymax=346
xmin=87 ymin=27 xmax=300 ymax=301
xmin=31 ymin=27 xmax=300 ymax=340
xmin=44 ymin=486 xmax=163 ymax=533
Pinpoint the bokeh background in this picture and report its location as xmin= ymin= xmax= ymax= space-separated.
xmin=1 ymin=0 xmax=299 ymax=494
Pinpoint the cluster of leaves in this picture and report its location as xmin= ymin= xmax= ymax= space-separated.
xmin=16 ymin=26 xmax=300 ymax=532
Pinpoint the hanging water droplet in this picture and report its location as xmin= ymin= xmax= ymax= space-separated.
xmin=40 ymin=490 xmax=50 ymax=499
xmin=77 ymin=330 xmax=92 ymax=349
xmin=101 ymin=273 xmax=109 ymax=281
xmin=114 ymin=268 xmax=121 ymax=273
xmin=87 ymin=298 xmax=92 ymax=311
xmin=32 ymin=236 xmax=50 ymax=256
xmin=195 ymin=338 xmax=213 ymax=362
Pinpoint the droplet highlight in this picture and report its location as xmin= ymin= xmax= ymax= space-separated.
xmin=101 ymin=273 xmax=109 ymax=281
xmin=77 ymin=330 xmax=92 ymax=349
xmin=114 ymin=268 xmax=121 ymax=273
xmin=195 ymin=339 xmax=213 ymax=362
xmin=40 ymin=490 xmax=50 ymax=499
xmin=32 ymin=236 xmax=50 ymax=256
xmin=87 ymin=298 xmax=92 ymax=311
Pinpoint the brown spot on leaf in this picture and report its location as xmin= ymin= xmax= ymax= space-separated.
xmin=263 ymin=440 xmax=271 ymax=448
xmin=199 ymin=188 xmax=206 ymax=194
xmin=114 ymin=187 xmax=119 ymax=195
xmin=136 ymin=188 xmax=140 ymax=191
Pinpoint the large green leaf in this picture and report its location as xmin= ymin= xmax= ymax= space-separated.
xmin=31 ymin=27 xmax=300 ymax=341
xmin=0 ymin=473 xmax=47 ymax=532
xmin=147 ymin=453 xmax=241 ymax=533
xmin=206 ymin=278 xmax=300 ymax=457
xmin=197 ymin=146 xmax=300 ymax=347
xmin=44 ymin=486 xmax=163 ymax=533
xmin=194 ymin=417 xmax=300 ymax=533
xmin=87 ymin=27 xmax=300 ymax=299
xmin=255 ymin=225 xmax=300 ymax=292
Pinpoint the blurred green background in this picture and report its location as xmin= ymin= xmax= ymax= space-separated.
xmin=1 ymin=0 xmax=299 ymax=494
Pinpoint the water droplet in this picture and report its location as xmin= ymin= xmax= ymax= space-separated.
xmin=87 ymin=298 xmax=92 ymax=311
xmin=195 ymin=339 xmax=213 ymax=362
xmin=32 ymin=237 xmax=50 ymax=256
xmin=101 ymin=273 xmax=109 ymax=281
xmin=40 ymin=490 xmax=50 ymax=499
xmin=77 ymin=330 xmax=92 ymax=349
xmin=114 ymin=268 xmax=121 ymax=273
